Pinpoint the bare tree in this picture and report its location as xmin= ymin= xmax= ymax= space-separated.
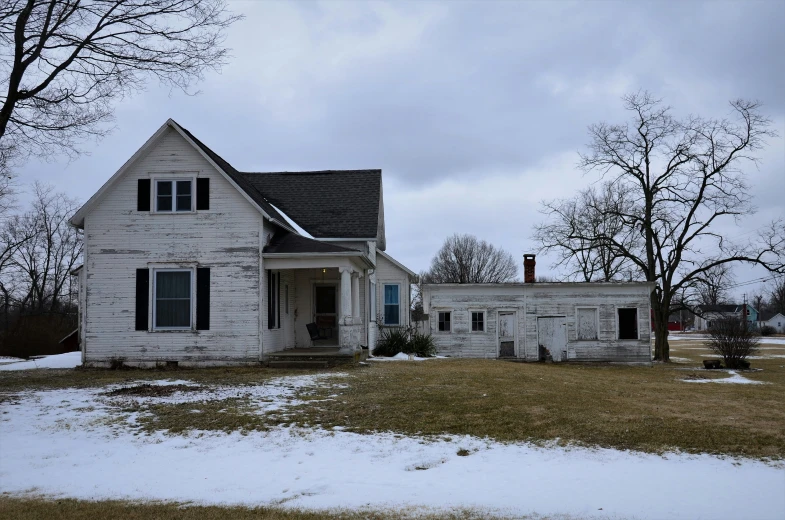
xmin=534 ymin=181 xmax=640 ymax=282
xmin=536 ymin=91 xmax=783 ymax=361
xmin=11 ymin=182 xmax=82 ymax=313
xmin=769 ymin=277 xmax=785 ymax=315
xmin=694 ymin=264 xmax=735 ymax=306
xmin=0 ymin=0 xmax=241 ymax=176
xmin=423 ymin=234 xmax=518 ymax=284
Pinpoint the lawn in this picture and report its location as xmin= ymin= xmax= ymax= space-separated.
xmin=1 ymin=335 xmax=784 ymax=520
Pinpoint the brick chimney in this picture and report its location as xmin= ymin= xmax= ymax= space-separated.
xmin=524 ymin=254 xmax=536 ymax=283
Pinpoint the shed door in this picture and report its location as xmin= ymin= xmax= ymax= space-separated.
xmin=498 ymin=312 xmax=516 ymax=357
xmin=538 ymin=317 xmax=567 ymax=362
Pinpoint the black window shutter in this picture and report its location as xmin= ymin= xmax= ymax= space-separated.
xmin=196 ymin=178 xmax=210 ymax=210
xmin=135 ymin=268 xmax=149 ymax=330
xmin=196 ymin=268 xmax=210 ymax=330
xmin=137 ymin=179 xmax=151 ymax=211
xmin=267 ymin=270 xmax=274 ymax=329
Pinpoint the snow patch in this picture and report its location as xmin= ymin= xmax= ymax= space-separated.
xmin=1 ymin=374 xmax=783 ymax=520
xmin=0 ymin=351 xmax=82 ymax=371
xmin=681 ymin=370 xmax=768 ymax=385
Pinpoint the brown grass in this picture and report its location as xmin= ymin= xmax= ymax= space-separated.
xmin=2 ymin=339 xmax=784 ymax=459
xmin=0 ymin=498 xmax=529 ymax=520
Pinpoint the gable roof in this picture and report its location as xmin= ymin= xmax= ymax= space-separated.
xmin=759 ymin=311 xmax=785 ymax=322
xmin=240 ymin=170 xmax=382 ymax=242
xmin=70 ymin=120 xmax=386 ymax=249
xmin=377 ymin=249 xmax=417 ymax=279
xmin=263 ymin=230 xmax=363 ymax=256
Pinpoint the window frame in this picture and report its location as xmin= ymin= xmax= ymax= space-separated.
xmin=437 ymin=310 xmax=452 ymax=333
xmin=616 ymin=307 xmax=639 ymax=340
xmin=152 ymin=175 xmax=196 ymax=214
xmin=575 ymin=306 xmax=600 ymax=341
xmin=470 ymin=310 xmax=485 ymax=333
xmin=152 ymin=268 xmax=194 ymax=331
xmin=382 ymin=283 xmax=401 ymax=326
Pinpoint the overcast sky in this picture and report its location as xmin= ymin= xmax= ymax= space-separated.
xmin=15 ymin=0 xmax=785 ymax=301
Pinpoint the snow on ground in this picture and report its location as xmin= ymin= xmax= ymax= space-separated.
xmin=0 ymin=356 xmax=24 ymax=365
xmin=681 ymin=370 xmax=768 ymax=385
xmin=369 ymin=353 xmax=446 ymax=362
xmin=1 ymin=374 xmax=783 ymax=519
xmin=0 ymin=351 xmax=81 ymax=371
xmin=668 ymin=334 xmax=785 ymax=345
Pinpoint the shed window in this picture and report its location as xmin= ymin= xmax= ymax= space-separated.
xmin=577 ymin=308 xmax=598 ymax=340
xmin=156 ymin=180 xmax=192 ymax=212
xmin=383 ymin=284 xmax=400 ymax=325
xmin=438 ymin=311 xmax=451 ymax=332
xmin=154 ymin=270 xmax=192 ymax=329
xmin=618 ymin=308 xmax=638 ymax=340
xmin=471 ymin=311 xmax=484 ymax=332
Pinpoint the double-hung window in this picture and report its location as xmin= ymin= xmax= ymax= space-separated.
xmin=156 ymin=180 xmax=193 ymax=212
xmin=438 ymin=311 xmax=451 ymax=332
xmin=154 ymin=270 xmax=192 ymax=329
xmin=383 ymin=284 xmax=400 ymax=325
xmin=471 ymin=311 xmax=484 ymax=332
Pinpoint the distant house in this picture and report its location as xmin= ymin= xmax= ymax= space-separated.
xmin=759 ymin=312 xmax=785 ymax=333
xmin=694 ymin=304 xmax=758 ymax=331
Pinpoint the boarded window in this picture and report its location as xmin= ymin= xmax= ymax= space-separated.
xmin=577 ymin=308 xmax=598 ymax=340
xmin=438 ymin=311 xmax=451 ymax=332
xmin=471 ymin=311 xmax=484 ymax=332
xmin=618 ymin=308 xmax=638 ymax=339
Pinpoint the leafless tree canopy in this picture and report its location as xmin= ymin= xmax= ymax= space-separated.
xmin=0 ymin=0 xmax=241 ymax=175
xmin=1 ymin=182 xmax=82 ymax=333
xmin=693 ymin=264 xmax=735 ymax=306
xmin=535 ymin=91 xmax=783 ymax=361
xmin=534 ymin=181 xmax=640 ymax=282
xmin=423 ymin=234 xmax=518 ymax=284
xmin=770 ymin=277 xmax=785 ymax=315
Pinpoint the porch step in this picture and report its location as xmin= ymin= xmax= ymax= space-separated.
xmin=267 ymin=360 xmax=330 ymax=369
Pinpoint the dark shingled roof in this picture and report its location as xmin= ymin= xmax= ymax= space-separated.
xmin=263 ymin=230 xmax=361 ymax=255
xmin=173 ymin=121 xmax=383 ymax=243
xmin=759 ymin=311 xmax=784 ymax=322
xmin=697 ymin=304 xmax=743 ymax=313
xmin=240 ymin=170 xmax=381 ymax=239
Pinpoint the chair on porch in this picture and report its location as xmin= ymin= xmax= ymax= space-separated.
xmin=306 ymin=322 xmax=321 ymax=341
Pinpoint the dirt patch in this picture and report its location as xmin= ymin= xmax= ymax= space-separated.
xmin=106 ymin=384 xmax=202 ymax=397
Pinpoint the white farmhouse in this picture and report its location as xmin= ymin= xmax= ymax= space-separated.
xmin=70 ymin=119 xmax=415 ymax=367
xmin=759 ymin=312 xmax=785 ymax=333
xmin=421 ymin=256 xmax=655 ymax=362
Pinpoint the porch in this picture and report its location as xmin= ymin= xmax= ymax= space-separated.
xmin=263 ymin=235 xmax=374 ymax=358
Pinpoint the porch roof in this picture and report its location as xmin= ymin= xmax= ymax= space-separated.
xmin=263 ymin=231 xmax=360 ymax=255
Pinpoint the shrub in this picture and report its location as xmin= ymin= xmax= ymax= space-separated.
xmin=760 ymin=325 xmax=776 ymax=336
xmin=373 ymin=327 xmax=437 ymax=357
xmin=373 ymin=327 xmax=410 ymax=357
xmin=406 ymin=332 xmax=436 ymax=357
xmin=706 ymin=319 xmax=759 ymax=369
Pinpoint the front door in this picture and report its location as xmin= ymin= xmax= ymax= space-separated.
xmin=314 ymin=285 xmax=337 ymax=340
xmin=537 ymin=316 xmax=567 ymax=362
xmin=498 ymin=312 xmax=516 ymax=357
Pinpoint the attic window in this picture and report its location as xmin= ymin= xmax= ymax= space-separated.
xmin=156 ymin=180 xmax=192 ymax=212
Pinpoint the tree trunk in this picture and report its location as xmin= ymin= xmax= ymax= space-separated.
xmin=651 ymin=293 xmax=670 ymax=362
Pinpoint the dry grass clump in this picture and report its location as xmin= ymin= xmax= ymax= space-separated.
xmin=106 ymin=383 xmax=201 ymax=397
xmin=0 ymin=498 xmax=522 ymax=520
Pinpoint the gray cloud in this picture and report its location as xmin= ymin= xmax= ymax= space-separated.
xmin=14 ymin=0 xmax=785 ymax=293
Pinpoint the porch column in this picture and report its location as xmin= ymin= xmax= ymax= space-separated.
xmin=351 ymin=272 xmax=361 ymax=319
xmin=339 ymin=267 xmax=353 ymax=324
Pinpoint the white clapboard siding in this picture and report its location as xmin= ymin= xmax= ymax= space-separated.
xmin=423 ymin=283 xmax=653 ymax=362
xmin=83 ymin=127 xmax=263 ymax=364
xmin=375 ymin=253 xmax=411 ymax=328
